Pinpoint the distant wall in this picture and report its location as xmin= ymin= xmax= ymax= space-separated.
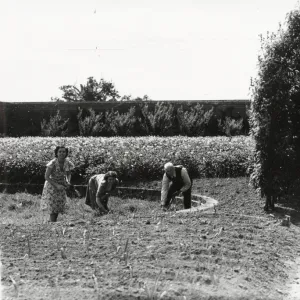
xmin=0 ymin=100 xmax=250 ymax=136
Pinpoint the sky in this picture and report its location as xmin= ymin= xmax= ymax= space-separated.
xmin=0 ymin=0 xmax=299 ymax=102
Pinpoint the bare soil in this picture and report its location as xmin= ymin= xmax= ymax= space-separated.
xmin=1 ymin=177 xmax=300 ymax=300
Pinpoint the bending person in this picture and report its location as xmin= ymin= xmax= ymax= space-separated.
xmin=161 ymin=162 xmax=192 ymax=210
xmin=85 ymin=171 xmax=119 ymax=214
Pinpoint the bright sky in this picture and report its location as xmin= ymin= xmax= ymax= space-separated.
xmin=0 ymin=0 xmax=299 ymax=102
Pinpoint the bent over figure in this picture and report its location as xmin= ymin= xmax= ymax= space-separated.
xmin=161 ymin=162 xmax=192 ymax=210
xmin=85 ymin=171 xmax=119 ymax=214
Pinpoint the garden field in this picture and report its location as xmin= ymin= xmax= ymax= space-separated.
xmin=1 ymin=178 xmax=300 ymax=300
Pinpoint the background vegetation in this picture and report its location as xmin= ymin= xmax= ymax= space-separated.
xmin=0 ymin=136 xmax=254 ymax=185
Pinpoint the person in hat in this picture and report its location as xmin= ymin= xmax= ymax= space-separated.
xmin=85 ymin=171 xmax=119 ymax=214
xmin=161 ymin=162 xmax=192 ymax=210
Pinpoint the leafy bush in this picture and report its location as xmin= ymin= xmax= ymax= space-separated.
xmin=218 ymin=117 xmax=244 ymax=137
xmin=0 ymin=136 xmax=254 ymax=184
xmin=41 ymin=110 xmax=69 ymax=137
xmin=177 ymin=104 xmax=214 ymax=136
xmin=141 ymin=103 xmax=179 ymax=136
xmin=77 ymin=108 xmax=103 ymax=136
xmin=110 ymin=107 xmax=145 ymax=136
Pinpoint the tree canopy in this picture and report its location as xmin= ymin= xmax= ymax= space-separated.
xmin=52 ymin=77 xmax=120 ymax=102
xmin=52 ymin=77 xmax=151 ymax=102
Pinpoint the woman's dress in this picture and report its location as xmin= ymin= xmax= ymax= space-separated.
xmin=41 ymin=158 xmax=74 ymax=213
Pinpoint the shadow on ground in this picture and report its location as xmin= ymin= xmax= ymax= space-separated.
xmin=269 ymin=195 xmax=300 ymax=226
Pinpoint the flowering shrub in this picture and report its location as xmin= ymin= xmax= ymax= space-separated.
xmin=40 ymin=110 xmax=69 ymax=137
xmin=0 ymin=136 xmax=254 ymax=184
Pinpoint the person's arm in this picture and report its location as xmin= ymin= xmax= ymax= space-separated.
xmin=179 ymin=168 xmax=191 ymax=192
xmin=95 ymin=182 xmax=108 ymax=212
xmin=109 ymin=178 xmax=119 ymax=195
xmin=161 ymin=173 xmax=170 ymax=206
xmin=45 ymin=167 xmax=64 ymax=190
xmin=65 ymin=171 xmax=72 ymax=185
xmin=65 ymin=159 xmax=74 ymax=186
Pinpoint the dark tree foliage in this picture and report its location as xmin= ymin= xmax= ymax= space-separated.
xmin=250 ymin=9 xmax=300 ymax=209
xmin=52 ymin=77 xmax=120 ymax=102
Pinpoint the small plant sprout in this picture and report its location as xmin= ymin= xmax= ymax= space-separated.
xmin=26 ymin=235 xmax=31 ymax=256
xmin=83 ymin=228 xmax=91 ymax=255
xmin=143 ymin=269 xmax=167 ymax=300
xmin=62 ymin=227 xmax=67 ymax=236
xmin=129 ymin=264 xmax=134 ymax=279
xmin=60 ymin=247 xmax=67 ymax=259
xmin=123 ymin=238 xmax=130 ymax=266
xmin=92 ymin=273 xmax=102 ymax=300
xmin=209 ymin=268 xmax=220 ymax=286
xmin=52 ymin=276 xmax=61 ymax=300
xmin=10 ymin=275 xmax=19 ymax=298
xmin=207 ymin=245 xmax=213 ymax=255
xmin=116 ymin=245 xmax=121 ymax=255
xmin=55 ymin=228 xmax=62 ymax=251
xmin=22 ymin=253 xmax=29 ymax=274
xmin=83 ymin=229 xmax=87 ymax=245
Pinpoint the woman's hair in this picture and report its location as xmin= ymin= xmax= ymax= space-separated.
xmin=104 ymin=171 xmax=118 ymax=180
xmin=54 ymin=146 xmax=69 ymax=158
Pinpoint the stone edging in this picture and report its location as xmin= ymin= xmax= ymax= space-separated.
xmin=175 ymin=194 xmax=218 ymax=214
xmin=116 ymin=187 xmax=219 ymax=214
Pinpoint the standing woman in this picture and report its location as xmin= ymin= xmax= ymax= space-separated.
xmin=85 ymin=171 xmax=119 ymax=215
xmin=41 ymin=146 xmax=75 ymax=222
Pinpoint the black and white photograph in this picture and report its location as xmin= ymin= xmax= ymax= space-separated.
xmin=1 ymin=0 xmax=300 ymax=299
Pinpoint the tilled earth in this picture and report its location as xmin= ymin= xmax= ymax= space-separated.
xmin=1 ymin=177 xmax=300 ymax=300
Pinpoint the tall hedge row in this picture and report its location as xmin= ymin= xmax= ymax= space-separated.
xmin=250 ymin=9 xmax=300 ymax=202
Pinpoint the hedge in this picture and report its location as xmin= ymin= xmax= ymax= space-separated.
xmin=0 ymin=136 xmax=254 ymax=185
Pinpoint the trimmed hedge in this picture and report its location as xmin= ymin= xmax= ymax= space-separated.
xmin=250 ymin=9 xmax=300 ymax=201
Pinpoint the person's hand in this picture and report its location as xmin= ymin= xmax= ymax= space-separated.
xmin=64 ymin=180 xmax=72 ymax=188
xmin=56 ymin=184 xmax=65 ymax=191
xmin=172 ymin=190 xmax=181 ymax=197
xmin=99 ymin=209 xmax=109 ymax=215
xmin=161 ymin=205 xmax=168 ymax=212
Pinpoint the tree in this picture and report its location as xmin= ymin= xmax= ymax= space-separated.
xmin=250 ymin=8 xmax=300 ymax=211
xmin=52 ymin=77 xmax=120 ymax=102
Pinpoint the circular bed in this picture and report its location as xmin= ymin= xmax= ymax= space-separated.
xmin=116 ymin=186 xmax=218 ymax=213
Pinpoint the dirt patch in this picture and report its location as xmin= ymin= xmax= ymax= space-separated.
xmin=1 ymin=177 xmax=300 ymax=300
xmin=286 ymin=257 xmax=300 ymax=300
